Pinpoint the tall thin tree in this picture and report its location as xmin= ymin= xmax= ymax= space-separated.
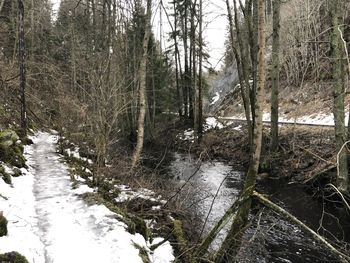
xmin=131 ymin=0 xmax=152 ymax=169
xmin=215 ymin=0 xmax=266 ymax=260
xmin=270 ymin=0 xmax=281 ymax=152
xmin=331 ymin=0 xmax=348 ymax=193
xmin=18 ymin=0 xmax=27 ymax=136
xmin=197 ymin=0 xmax=203 ymax=139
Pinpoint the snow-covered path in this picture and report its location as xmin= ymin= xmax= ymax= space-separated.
xmin=0 ymin=132 xmax=173 ymax=263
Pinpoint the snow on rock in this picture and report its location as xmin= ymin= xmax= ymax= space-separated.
xmin=205 ymin=117 xmax=224 ymax=130
xmin=177 ymin=129 xmax=194 ymax=142
xmin=0 ymin=132 xmax=174 ymax=263
xmin=115 ymin=185 xmax=166 ymax=205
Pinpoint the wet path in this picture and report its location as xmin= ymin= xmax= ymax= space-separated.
xmin=26 ymin=132 xmax=152 ymax=263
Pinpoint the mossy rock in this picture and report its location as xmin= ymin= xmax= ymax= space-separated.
xmin=0 ymin=143 xmax=26 ymax=168
xmin=12 ymin=168 xmax=22 ymax=177
xmin=0 ymin=252 xmax=29 ymax=263
xmin=21 ymin=137 xmax=33 ymax=145
xmin=0 ymin=130 xmax=19 ymax=146
xmin=0 ymin=129 xmax=26 ymax=167
xmin=2 ymin=173 xmax=12 ymax=184
xmin=0 ymin=213 xmax=8 ymax=237
xmin=0 ymin=166 xmax=11 ymax=184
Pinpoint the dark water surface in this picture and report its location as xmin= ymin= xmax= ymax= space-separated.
xmin=167 ymin=152 xmax=350 ymax=263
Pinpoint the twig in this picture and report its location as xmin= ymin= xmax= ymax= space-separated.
xmin=163 ymin=164 xmax=201 ymax=208
xmin=197 ymin=174 xmax=229 ymax=242
xmin=338 ymin=26 xmax=350 ymax=76
xmin=296 ymin=145 xmax=335 ymax=165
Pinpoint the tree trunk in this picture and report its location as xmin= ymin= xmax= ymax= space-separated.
xmin=18 ymin=0 xmax=27 ymax=136
xmin=172 ymin=0 xmax=183 ymax=116
xmin=270 ymin=0 xmax=281 ymax=152
xmin=331 ymin=0 xmax=348 ymax=193
xmin=215 ymin=0 xmax=265 ymax=261
xmin=183 ymin=1 xmax=189 ymax=118
xmin=197 ymin=0 xmax=203 ymax=139
xmin=131 ymin=0 xmax=152 ymax=169
xmin=225 ymin=0 xmax=253 ymax=144
xmin=190 ymin=0 xmax=197 ymax=130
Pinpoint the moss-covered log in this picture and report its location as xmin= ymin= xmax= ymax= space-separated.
xmin=195 ymin=195 xmax=250 ymax=259
xmin=173 ymin=220 xmax=194 ymax=263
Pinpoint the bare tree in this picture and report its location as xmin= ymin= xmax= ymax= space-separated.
xmin=270 ymin=0 xmax=281 ymax=152
xmin=131 ymin=0 xmax=152 ymax=169
xmin=18 ymin=0 xmax=27 ymax=136
xmin=331 ymin=0 xmax=348 ymax=193
xmin=214 ymin=0 xmax=266 ymax=261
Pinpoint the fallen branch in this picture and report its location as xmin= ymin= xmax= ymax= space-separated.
xmin=296 ymin=145 xmax=335 ymax=165
xmin=195 ymin=195 xmax=249 ymax=258
xmin=326 ymin=184 xmax=350 ymax=212
xmin=253 ymin=191 xmax=350 ymax=263
xmin=303 ymin=163 xmax=336 ymax=184
xmin=0 ymin=194 xmax=8 ymax=200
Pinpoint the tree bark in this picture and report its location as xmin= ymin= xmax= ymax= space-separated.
xmin=331 ymin=0 xmax=348 ymax=193
xmin=131 ymin=0 xmax=152 ymax=169
xmin=270 ymin=0 xmax=281 ymax=152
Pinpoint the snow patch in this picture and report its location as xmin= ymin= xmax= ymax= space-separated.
xmin=210 ymin=92 xmax=220 ymax=105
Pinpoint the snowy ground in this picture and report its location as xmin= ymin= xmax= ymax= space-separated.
xmin=0 ymin=132 xmax=174 ymax=263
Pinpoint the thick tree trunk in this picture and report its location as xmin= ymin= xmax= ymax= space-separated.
xmin=331 ymin=0 xmax=348 ymax=193
xmin=18 ymin=0 xmax=27 ymax=136
xmin=270 ymin=0 xmax=281 ymax=152
xmin=215 ymin=0 xmax=266 ymax=261
xmin=131 ymin=0 xmax=152 ymax=169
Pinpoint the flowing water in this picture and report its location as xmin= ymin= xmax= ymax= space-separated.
xmin=167 ymin=152 xmax=350 ymax=263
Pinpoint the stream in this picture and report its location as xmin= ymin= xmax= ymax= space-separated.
xmin=167 ymin=152 xmax=350 ymax=263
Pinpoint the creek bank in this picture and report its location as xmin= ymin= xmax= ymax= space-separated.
xmin=150 ymin=117 xmax=338 ymax=187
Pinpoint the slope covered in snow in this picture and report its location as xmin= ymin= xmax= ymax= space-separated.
xmin=0 ymin=132 xmax=174 ymax=263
